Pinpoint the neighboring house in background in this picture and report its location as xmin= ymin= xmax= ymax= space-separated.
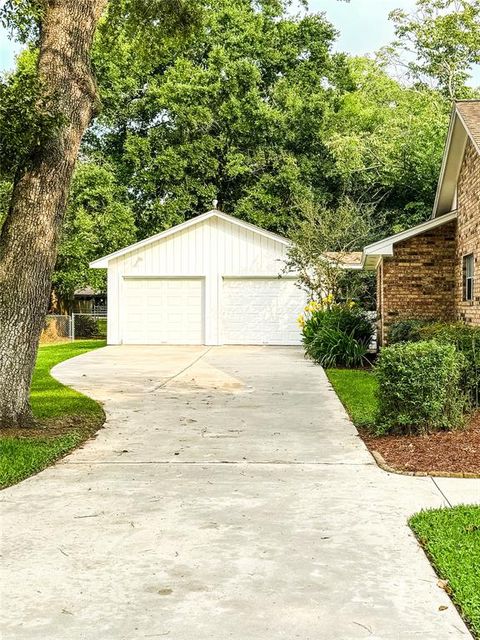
xmin=361 ymin=100 xmax=480 ymax=345
xmin=48 ymin=287 xmax=107 ymax=316
xmin=90 ymin=208 xmax=307 ymax=346
xmin=72 ymin=288 xmax=107 ymax=315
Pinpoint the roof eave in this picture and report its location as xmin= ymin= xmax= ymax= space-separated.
xmin=362 ymin=254 xmax=383 ymax=271
xmin=90 ymin=258 xmax=109 ymax=269
xmin=360 ymin=210 xmax=458 ymax=269
xmin=432 ymin=105 xmax=458 ymax=218
xmin=338 ymin=263 xmax=365 ymax=271
xmin=432 ymin=101 xmax=480 ymax=218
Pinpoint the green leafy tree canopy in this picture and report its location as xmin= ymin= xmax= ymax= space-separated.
xmin=385 ymin=0 xmax=480 ymax=99
xmin=53 ymin=162 xmax=136 ymax=302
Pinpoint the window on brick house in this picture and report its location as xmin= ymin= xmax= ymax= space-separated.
xmin=463 ymin=254 xmax=474 ymax=302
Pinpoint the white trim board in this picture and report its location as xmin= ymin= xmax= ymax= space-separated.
xmin=433 ymin=102 xmax=480 ymax=218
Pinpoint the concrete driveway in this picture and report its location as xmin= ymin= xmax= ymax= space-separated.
xmin=1 ymin=346 xmax=479 ymax=639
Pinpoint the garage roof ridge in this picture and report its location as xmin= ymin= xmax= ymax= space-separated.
xmin=90 ymin=208 xmax=290 ymax=268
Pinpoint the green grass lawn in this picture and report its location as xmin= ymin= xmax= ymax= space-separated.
xmin=0 ymin=340 xmax=105 ymax=488
xmin=326 ymin=368 xmax=378 ymax=428
xmin=410 ymin=505 xmax=480 ymax=638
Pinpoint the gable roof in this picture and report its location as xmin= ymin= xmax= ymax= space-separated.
xmin=433 ymin=100 xmax=480 ymax=217
xmin=323 ymin=251 xmax=363 ymax=270
xmin=361 ymin=210 xmax=457 ymax=270
xmin=90 ymin=209 xmax=290 ymax=268
xmin=457 ymin=101 xmax=480 ymax=149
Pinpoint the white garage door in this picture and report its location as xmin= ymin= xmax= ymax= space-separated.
xmin=122 ymin=278 xmax=204 ymax=344
xmin=222 ymin=278 xmax=306 ymax=345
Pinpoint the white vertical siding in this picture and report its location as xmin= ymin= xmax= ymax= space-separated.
xmin=106 ymin=216 xmax=297 ymax=344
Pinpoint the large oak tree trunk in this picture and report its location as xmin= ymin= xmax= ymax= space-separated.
xmin=0 ymin=0 xmax=107 ymax=428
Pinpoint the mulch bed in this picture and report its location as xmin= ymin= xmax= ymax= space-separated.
xmin=359 ymin=412 xmax=480 ymax=476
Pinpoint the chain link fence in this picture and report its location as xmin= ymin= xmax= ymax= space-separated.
xmin=39 ymin=313 xmax=107 ymax=344
xmin=40 ymin=315 xmax=73 ymax=344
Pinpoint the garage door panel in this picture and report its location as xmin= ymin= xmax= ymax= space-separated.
xmin=122 ymin=278 xmax=204 ymax=345
xmin=222 ymin=278 xmax=306 ymax=345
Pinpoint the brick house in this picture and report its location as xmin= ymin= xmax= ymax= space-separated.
xmin=361 ymin=100 xmax=480 ymax=345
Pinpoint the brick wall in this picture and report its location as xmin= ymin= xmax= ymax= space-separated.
xmin=377 ymin=220 xmax=457 ymax=344
xmin=455 ymin=141 xmax=480 ymax=324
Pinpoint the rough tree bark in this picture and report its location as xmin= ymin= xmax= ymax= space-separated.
xmin=0 ymin=0 xmax=107 ymax=428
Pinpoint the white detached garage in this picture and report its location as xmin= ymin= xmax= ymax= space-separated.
xmin=90 ymin=208 xmax=307 ymax=346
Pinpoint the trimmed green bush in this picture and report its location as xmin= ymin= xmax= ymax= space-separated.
xmin=418 ymin=323 xmax=480 ymax=407
xmin=389 ymin=321 xmax=480 ymax=408
xmin=388 ymin=319 xmax=431 ymax=344
xmin=301 ymin=302 xmax=374 ymax=368
xmin=374 ymin=340 xmax=466 ymax=435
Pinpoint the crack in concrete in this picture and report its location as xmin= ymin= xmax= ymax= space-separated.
xmin=148 ymin=346 xmax=214 ymax=392
xmin=430 ymin=476 xmax=453 ymax=508
xmin=65 ymin=460 xmax=375 ymax=466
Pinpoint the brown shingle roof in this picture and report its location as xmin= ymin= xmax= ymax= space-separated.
xmin=323 ymin=251 xmax=363 ymax=266
xmin=456 ymin=100 xmax=480 ymax=151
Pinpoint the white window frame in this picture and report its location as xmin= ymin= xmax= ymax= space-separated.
xmin=463 ymin=254 xmax=474 ymax=302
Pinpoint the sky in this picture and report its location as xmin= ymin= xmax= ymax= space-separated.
xmin=0 ymin=1 xmax=478 ymax=83
xmin=308 ymin=0 xmax=418 ymax=57
xmin=0 ymin=27 xmax=21 ymax=72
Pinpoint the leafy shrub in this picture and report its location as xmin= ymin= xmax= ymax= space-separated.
xmin=418 ymin=323 xmax=480 ymax=407
xmin=388 ymin=320 xmax=480 ymax=407
xmin=388 ymin=319 xmax=431 ymax=344
xmin=74 ymin=314 xmax=98 ymax=338
xmin=300 ymin=300 xmax=374 ymax=368
xmin=374 ymin=340 xmax=466 ymax=435
xmin=306 ymin=327 xmax=370 ymax=368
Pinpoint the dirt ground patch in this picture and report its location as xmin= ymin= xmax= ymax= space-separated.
xmin=360 ymin=412 xmax=480 ymax=476
xmin=0 ymin=412 xmax=104 ymax=442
